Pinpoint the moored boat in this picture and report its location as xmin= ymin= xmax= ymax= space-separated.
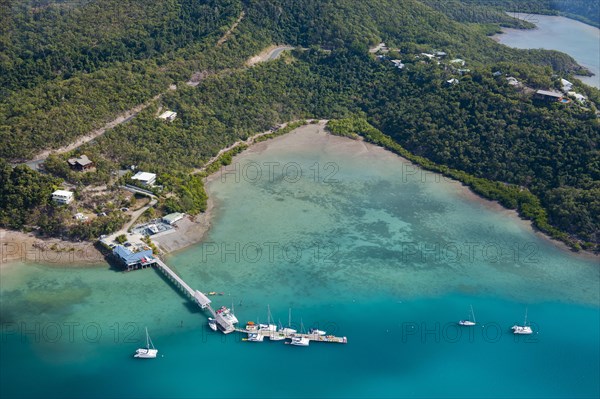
xmin=208 ymin=318 xmax=217 ymax=331
xmin=289 ymin=336 xmax=310 ymax=346
xmin=214 ymin=305 xmax=239 ymax=334
xmin=288 ymin=318 xmax=310 ymax=347
xmin=247 ymin=332 xmax=265 ymax=342
xmin=512 ymin=308 xmax=534 ymax=335
xmin=134 ymin=327 xmax=158 ymax=359
xmin=458 ymin=305 xmax=477 ymax=326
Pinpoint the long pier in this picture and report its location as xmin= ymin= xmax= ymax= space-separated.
xmin=154 ymin=259 xmax=216 ymax=318
xmin=152 ymin=258 xmax=347 ymax=344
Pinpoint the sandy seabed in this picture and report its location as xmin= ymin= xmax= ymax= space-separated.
xmin=2 ymin=121 xmax=595 ymax=267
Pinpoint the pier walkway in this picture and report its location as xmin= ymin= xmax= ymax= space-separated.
xmin=154 ymin=259 xmax=216 ymax=317
xmin=151 ymin=258 xmax=346 ymax=344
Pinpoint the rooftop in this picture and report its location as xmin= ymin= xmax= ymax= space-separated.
xmin=163 ymin=212 xmax=185 ymax=224
xmin=536 ymin=89 xmax=563 ymax=98
xmin=113 ymin=245 xmax=154 ymax=266
xmin=68 ymin=154 xmax=93 ymax=166
xmin=52 ymin=190 xmax=73 ymax=196
xmin=159 ymin=111 xmax=177 ymax=119
xmin=132 ymin=172 xmax=156 ymax=181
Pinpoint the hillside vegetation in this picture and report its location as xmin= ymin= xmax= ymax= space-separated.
xmin=0 ymin=0 xmax=598 ymax=251
xmin=448 ymin=0 xmax=600 ymax=28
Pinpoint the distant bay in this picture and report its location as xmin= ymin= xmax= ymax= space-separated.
xmin=493 ymin=13 xmax=600 ymax=88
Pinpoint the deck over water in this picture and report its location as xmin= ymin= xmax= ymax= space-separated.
xmin=154 ymin=259 xmax=216 ymax=317
xmin=152 ymin=258 xmax=347 ymax=344
xmin=235 ymin=328 xmax=348 ymax=344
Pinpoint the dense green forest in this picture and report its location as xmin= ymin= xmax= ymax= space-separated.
xmin=0 ymin=0 xmax=589 ymax=160
xmin=449 ymin=0 xmax=600 ymax=28
xmin=0 ymin=0 xmax=242 ymax=93
xmin=0 ymin=0 xmax=598 ymax=251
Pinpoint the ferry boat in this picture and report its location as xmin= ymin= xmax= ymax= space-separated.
xmin=134 ymin=327 xmax=158 ymax=359
xmin=214 ymin=305 xmax=239 ymax=334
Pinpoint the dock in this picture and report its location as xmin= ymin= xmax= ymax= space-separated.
xmin=154 ymin=259 xmax=216 ymax=318
xmin=151 ymin=259 xmax=346 ymax=344
xmin=234 ymin=328 xmax=348 ymax=344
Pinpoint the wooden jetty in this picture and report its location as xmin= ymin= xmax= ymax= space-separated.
xmin=152 ymin=259 xmax=347 ymax=344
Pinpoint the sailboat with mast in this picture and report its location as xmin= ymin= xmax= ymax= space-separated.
xmin=280 ymin=308 xmax=297 ymax=335
xmin=289 ymin=318 xmax=310 ymax=346
xmin=134 ymin=327 xmax=158 ymax=359
xmin=262 ymin=305 xmax=285 ymax=340
xmin=458 ymin=305 xmax=477 ymax=326
xmin=512 ymin=308 xmax=533 ymax=334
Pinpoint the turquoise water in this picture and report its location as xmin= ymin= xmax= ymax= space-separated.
xmin=493 ymin=13 xmax=600 ymax=88
xmin=1 ymin=127 xmax=599 ymax=398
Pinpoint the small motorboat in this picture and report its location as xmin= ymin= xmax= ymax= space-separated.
xmin=289 ymin=336 xmax=310 ymax=346
xmin=208 ymin=318 xmax=218 ymax=331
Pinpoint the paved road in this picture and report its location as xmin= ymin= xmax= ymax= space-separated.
xmin=268 ymin=46 xmax=294 ymax=61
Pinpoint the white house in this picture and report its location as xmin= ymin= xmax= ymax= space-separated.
xmin=450 ymin=58 xmax=466 ymax=66
xmin=158 ymin=111 xmax=177 ymax=122
xmin=391 ymin=59 xmax=405 ymax=69
xmin=568 ymin=91 xmax=587 ymax=104
xmin=162 ymin=212 xmax=184 ymax=225
xmin=52 ymin=190 xmax=74 ymax=204
xmin=506 ymin=77 xmax=520 ymax=86
xmin=535 ymin=89 xmax=563 ymax=101
xmin=561 ymin=78 xmax=573 ymax=93
xmin=131 ymin=172 xmax=157 ymax=186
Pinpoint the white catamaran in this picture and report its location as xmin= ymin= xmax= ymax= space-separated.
xmin=289 ymin=318 xmax=310 ymax=347
xmin=134 ymin=327 xmax=158 ymax=359
xmin=458 ymin=305 xmax=477 ymax=326
xmin=512 ymin=308 xmax=533 ymax=335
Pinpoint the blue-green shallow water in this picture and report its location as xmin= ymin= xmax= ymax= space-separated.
xmin=1 ymin=126 xmax=599 ymax=398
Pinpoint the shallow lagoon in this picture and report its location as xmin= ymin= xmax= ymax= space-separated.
xmin=1 ymin=125 xmax=598 ymax=398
